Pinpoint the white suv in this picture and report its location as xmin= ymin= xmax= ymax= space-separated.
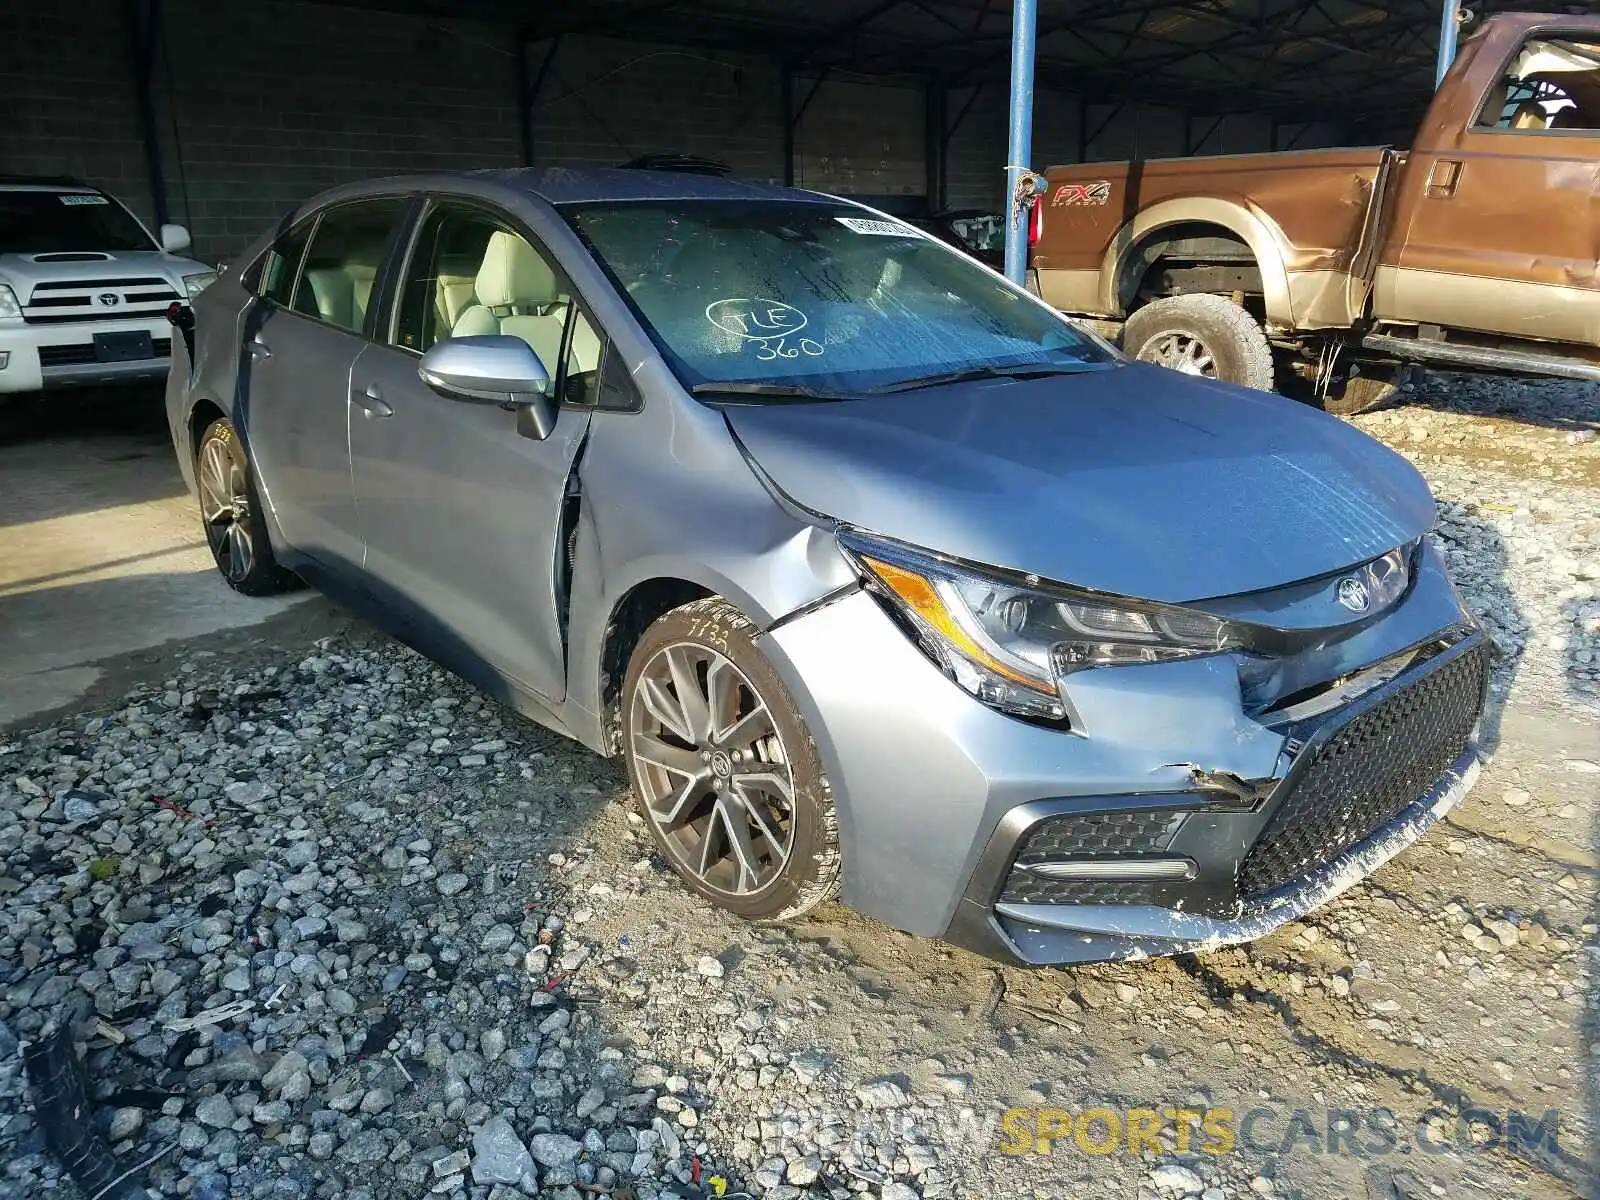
xmin=0 ymin=177 xmax=215 ymax=395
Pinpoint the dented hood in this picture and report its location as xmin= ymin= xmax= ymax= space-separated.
xmin=724 ymin=362 xmax=1436 ymax=603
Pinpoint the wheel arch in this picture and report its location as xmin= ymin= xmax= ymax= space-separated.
xmin=176 ymin=396 xmax=229 ymax=499
xmin=598 ymin=576 xmax=718 ymax=735
xmin=188 ymin=397 xmax=228 ymax=462
xmin=1103 ymin=198 xmax=1295 ymax=327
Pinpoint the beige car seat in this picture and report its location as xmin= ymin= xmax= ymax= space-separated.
xmin=453 ymin=231 xmax=569 ymax=369
xmin=1510 ymin=100 xmax=1549 ymax=130
xmin=452 ymin=231 xmax=603 ymax=378
xmin=302 ymin=255 xmax=380 ymax=333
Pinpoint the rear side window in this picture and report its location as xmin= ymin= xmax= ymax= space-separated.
xmin=290 ymin=199 xmax=405 ymax=335
xmin=260 ymin=222 xmax=314 ymax=306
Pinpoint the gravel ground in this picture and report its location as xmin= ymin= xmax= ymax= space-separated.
xmin=1 ymin=375 xmax=1596 ymax=1200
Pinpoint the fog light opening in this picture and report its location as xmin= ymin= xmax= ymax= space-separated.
xmin=1024 ymin=857 xmax=1196 ymax=881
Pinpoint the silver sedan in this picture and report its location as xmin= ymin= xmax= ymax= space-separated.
xmin=165 ymin=168 xmax=1485 ymax=965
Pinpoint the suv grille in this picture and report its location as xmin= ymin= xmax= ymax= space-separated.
xmin=1237 ymin=643 xmax=1488 ymax=900
xmin=38 ymin=339 xmax=171 ymax=367
xmin=23 ymin=277 xmax=180 ymax=324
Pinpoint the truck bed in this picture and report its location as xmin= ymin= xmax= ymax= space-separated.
xmin=1033 ymin=147 xmax=1398 ymax=331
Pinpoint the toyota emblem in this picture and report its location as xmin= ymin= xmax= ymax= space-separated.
xmin=97 ymin=292 xmax=120 ymax=307
xmin=1336 ymin=577 xmax=1371 ymax=613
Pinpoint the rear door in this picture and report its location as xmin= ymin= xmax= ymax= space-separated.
xmin=241 ymin=198 xmax=406 ymax=568
xmin=1378 ymin=29 xmax=1600 ymax=345
xmin=347 ymin=200 xmax=600 ymax=703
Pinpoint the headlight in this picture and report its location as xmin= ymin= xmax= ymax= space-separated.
xmin=182 ymin=271 xmax=217 ymax=297
xmin=841 ymin=534 xmax=1245 ymax=722
xmin=0 ymin=284 xmax=21 ymax=321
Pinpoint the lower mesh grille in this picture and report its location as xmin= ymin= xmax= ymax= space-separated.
xmin=39 ymin=338 xmax=170 ymax=367
xmin=1237 ymin=642 xmax=1488 ymax=900
xmin=999 ymin=808 xmax=1187 ymax=906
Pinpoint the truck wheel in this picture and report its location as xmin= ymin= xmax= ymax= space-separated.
xmin=1319 ymin=365 xmax=1412 ymax=416
xmin=1123 ymin=294 xmax=1275 ymax=392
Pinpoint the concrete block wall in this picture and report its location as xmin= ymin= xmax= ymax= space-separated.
xmin=793 ymin=77 xmax=926 ymax=199
xmin=155 ymin=0 xmax=523 ymax=262
xmin=0 ymin=2 xmax=155 ymax=225
xmin=527 ymin=39 xmax=785 ymax=181
xmin=0 ymin=0 xmax=1336 ymax=263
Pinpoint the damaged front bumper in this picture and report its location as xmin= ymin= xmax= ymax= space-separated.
xmin=760 ymin=538 xmax=1487 ymax=967
xmin=988 ymin=750 xmax=1478 ymax=964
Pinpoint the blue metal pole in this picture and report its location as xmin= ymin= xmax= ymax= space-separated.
xmin=1003 ymin=0 xmax=1038 ymax=285
xmin=1435 ymin=1 xmax=1459 ymax=88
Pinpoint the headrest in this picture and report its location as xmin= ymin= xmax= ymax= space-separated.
xmin=475 ymin=230 xmax=559 ymax=309
xmin=1510 ymin=101 xmax=1548 ymax=130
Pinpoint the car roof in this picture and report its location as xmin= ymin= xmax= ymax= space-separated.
xmin=0 ymin=175 xmax=96 ymax=191
xmin=469 ymin=166 xmax=840 ymax=207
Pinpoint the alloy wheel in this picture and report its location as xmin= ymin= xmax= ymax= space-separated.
xmin=1139 ymin=331 xmax=1217 ymax=378
xmin=198 ymin=437 xmax=255 ymax=583
xmin=629 ymin=642 xmax=796 ymax=897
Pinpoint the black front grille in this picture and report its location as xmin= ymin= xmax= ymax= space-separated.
xmin=38 ymin=338 xmax=171 ymax=367
xmin=1237 ymin=643 xmax=1488 ymax=900
xmin=999 ymin=808 xmax=1187 ymax=906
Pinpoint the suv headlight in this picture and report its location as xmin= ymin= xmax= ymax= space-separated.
xmin=841 ymin=533 xmax=1245 ymax=722
xmin=0 ymin=284 xmax=21 ymax=322
xmin=182 ymin=271 xmax=217 ymax=297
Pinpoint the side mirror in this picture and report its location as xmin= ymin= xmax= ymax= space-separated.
xmin=418 ymin=335 xmax=557 ymax=439
xmin=160 ymin=223 xmax=192 ymax=254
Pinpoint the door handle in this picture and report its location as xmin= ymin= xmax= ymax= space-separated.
xmin=1425 ymin=159 xmax=1462 ymax=199
xmin=247 ymin=338 xmax=272 ymax=361
xmin=354 ymin=383 xmax=393 ymax=418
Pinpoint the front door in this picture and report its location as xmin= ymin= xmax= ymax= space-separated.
xmin=1379 ymin=29 xmax=1600 ymax=346
xmin=242 ymin=198 xmax=406 ymax=568
xmin=348 ymin=202 xmax=596 ymax=703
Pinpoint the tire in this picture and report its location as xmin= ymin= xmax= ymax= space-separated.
xmin=620 ymin=596 xmax=840 ymax=923
xmin=1123 ymin=294 xmax=1275 ymax=392
xmin=195 ymin=418 xmax=298 ymax=596
xmin=1319 ymin=365 xmax=1410 ymax=416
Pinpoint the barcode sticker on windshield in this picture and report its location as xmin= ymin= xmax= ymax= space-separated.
xmin=59 ymin=194 xmax=109 ymax=206
xmin=835 ymin=216 xmax=920 ymax=237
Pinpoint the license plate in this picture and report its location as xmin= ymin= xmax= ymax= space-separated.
xmin=93 ymin=331 xmax=154 ymax=362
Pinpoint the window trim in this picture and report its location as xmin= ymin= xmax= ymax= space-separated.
xmin=254 ymin=213 xmax=321 ymax=309
xmin=1469 ymin=27 xmax=1600 ymax=138
xmin=378 ymin=194 xmax=635 ymax=414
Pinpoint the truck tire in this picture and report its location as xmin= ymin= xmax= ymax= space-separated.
xmin=1319 ymin=364 xmax=1414 ymax=416
xmin=1123 ymin=294 xmax=1275 ymax=392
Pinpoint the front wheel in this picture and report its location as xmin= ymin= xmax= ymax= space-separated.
xmin=1122 ymin=294 xmax=1275 ymax=392
xmin=620 ymin=597 xmax=840 ymax=922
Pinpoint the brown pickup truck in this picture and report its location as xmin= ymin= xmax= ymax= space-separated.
xmin=1031 ymin=11 xmax=1600 ymax=413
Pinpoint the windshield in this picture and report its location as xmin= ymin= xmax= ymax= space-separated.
xmin=562 ymin=200 xmax=1113 ymax=396
xmin=0 ymin=191 xmax=155 ymax=254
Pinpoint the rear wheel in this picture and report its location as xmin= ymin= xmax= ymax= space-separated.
xmin=1318 ymin=364 xmax=1412 ymax=416
xmin=1123 ymin=294 xmax=1275 ymax=392
xmin=196 ymin=418 xmax=297 ymax=596
xmin=620 ymin=597 xmax=840 ymax=922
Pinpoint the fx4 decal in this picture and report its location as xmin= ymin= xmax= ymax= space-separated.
xmin=1051 ymin=181 xmax=1112 ymax=207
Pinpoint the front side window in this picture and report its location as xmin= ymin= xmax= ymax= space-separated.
xmin=0 ymin=190 xmax=154 ymax=255
xmin=393 ymin=207 xmax=576 ymax=378
xmin=290 ymin=199 xmax=404 ymax=335
xmin=1479 ymin=37 xmax=1600 ymax=131
xmin=563 ymin=200 xmax=1111 ymax=397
